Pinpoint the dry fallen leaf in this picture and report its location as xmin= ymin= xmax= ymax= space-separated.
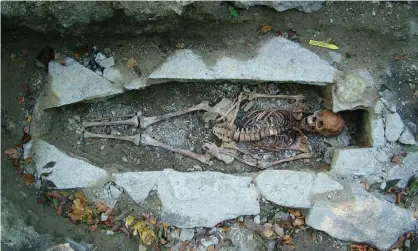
xmin=12 ymin=159 xmax=20 ymax=168
xmin=22 ymin=48 xmax=28 ymax=57
xmin=127 ymin=57 xmax=137 ymax=68
xmin=21 ymin=133 xmax=31 ymax=144
xmin=261 ymin=25 xmax=272 ymax=33
xmin=176 ymin=43 xmax=185 ymax=49
xmin=74 ymin=191 xmax=88 ymax=203
xmin=5 ymin=148 xmax=20 ymax=159
xmin=73 ymin=52 xmax=81 ymax=60
xmin=24 ymin=173 xmax=35 ymax=184
xmin=125 ymin=215 xmax=135 ymax=228
xmin=391 ymin=155 xmax=401 ymax=165
xmin=141 ymin=228 xmax=156 ymax=246
xmin=55 ymin=53 xmax=66 ymax=65
xmin=207 ymin=245 xmax=217 ymax=251
xmin=292 ymin=218 xmax=305 ymax=227
xmin=149 ymin=216 xmax=157 ymax=225
xmin=56 ymin=206 xmax=63 ymax=216
xmin=288 ymin=209 xmax=302 ymax=218
xmin=95 ymin=202 xmax=110 ymax=213
xmin=89 ymin=224 xmax=97 ymax=232
xmin=132 ymin=221 xmax=147 ymax=236
xmin=262 ymin=223 xmax=274 ymax=238
xmin=282 ymin=235 xmax=294 ymax=247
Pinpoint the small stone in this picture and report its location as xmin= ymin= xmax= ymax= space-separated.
xmin=384 ymin=113 xmax=405 ymax=142
xmin=111 ymin=111 xmax=116 ymax=116
xmin=372 ymin=11 xmax=376 ymax=16
xmin=101 ymin=214 xmax=109 ymax=221
xmin=10 ymin=53 xmax=16 ymax=61
xmin=100 ymin=145 xmax=105 ymax=150
xmin=180 ymin=228 xmax=195 ymax=241
xmin=253 ymin=215 xmax=260 ymax=224
xmin=122 ymin=157 xmax=128 ymax=162
xmin=103 ymin=48 xmax=112 ymax=55
xmin=398 ymin=127 xmax=416 ymax=145
xmin=201 ymin=236 xmax=219 ymax=247
xmin=327 ymin=194 xmax=332 ymax=199
xmin=193 ymin=165 xmax=203 ymax=171
xmin=328 ymin=51 xmax=342 ymax=64
xmin=330 ymin=18 xmax=333 ymax=23
xmin=105 ymin=230 xmax=114 ymax=235
xmin=73 ymin=115 xmax=81 ymax=123
xmin=238 ymin=216 xmax=244 ymax=222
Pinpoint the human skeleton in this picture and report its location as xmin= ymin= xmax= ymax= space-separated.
xmin=82 ymin=92 xmax=344 ymax=169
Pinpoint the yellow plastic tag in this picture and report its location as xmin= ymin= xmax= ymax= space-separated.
xmin=309 ymin=40 xmax=339 ymax=50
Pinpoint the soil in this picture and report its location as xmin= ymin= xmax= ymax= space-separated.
xmin=1 ymin=1 xmax=417 ymax=251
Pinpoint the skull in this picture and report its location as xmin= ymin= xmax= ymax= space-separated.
xmin=306 ymin=110 xmax=344 ymax=136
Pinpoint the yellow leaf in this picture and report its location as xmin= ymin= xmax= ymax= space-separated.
xmin=127 ymin=57 xmax=137 ymax=68
xmin=141 ymin=228 xmax=155 ymax=246
xmin=74 ymin=191 xmax=88 ymax=203
xmin=125 ymin=215 xmax=135 ymax=228
xmin=95 ymin=202 xmax=110 ymax=213
xmin=149 ymin=217 xmax=157 ymax=225
xmin=61 ymin=191 xmax=69 ymax=196
xmin=72 ymin=199 xmax=84 ymax=212
xmin=132 ymin=221 xmax=147 ymax=236
xmin=261 ymin=25 xmax=272 ymax=33
xmin=24 ymin=157 xmax=32 ymax=165
xmin=26 ymin=112 xmax=32 ymax=123
xmin=162 ymin=222 xmax=168 ymax=231
xmin=308 ymin=40 xmax=339 ymax=50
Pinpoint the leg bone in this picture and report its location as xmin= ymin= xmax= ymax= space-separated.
xmin=248 ymin=92 xmax=305 ymax=101
xmin=82 ymin=116 xmax=139 ymax=128
xmin=139 ymin=101 xmax=212 ymax=129
xmin=83 ymin=131 xmax=141 ymax=146
xmin=257 ymin=152 xmax=313 ymax=169
xmin=141 ymin=134 xmax=212 ymax=165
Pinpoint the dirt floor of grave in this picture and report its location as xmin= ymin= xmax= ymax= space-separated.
xmin=42 ymin=82 xmax=368 ymax=174
xmin=2 ymin=1 xmax=418 ymax=250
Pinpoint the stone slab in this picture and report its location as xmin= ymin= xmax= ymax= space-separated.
xmin=256 ymin=170 xmax=343 ymax=208
xmin=114 ymin=172 xmax=161 ymax=203
xmin=332 ymin=69 xmax=378 ymax=112
xmin=307 ymin=184 xmax=416 ymax=250
xmin=158 ymin=169 xmax=260 ymax=228
xmin=234 ymin=1 xmax=323 ymax=13
xmin=386 ymin=152 xmax=418 ymax=188
xmin=149 ymin=37 xmax=337 ymax=85
xmin=44 ymin=58 xmax=124 ymax=109
xmin=398 ymin=126 xmax=416 ymax=145
xmin=31 ymin=139 xmax=108 ymax=189
xmin=384 ymin=112 xmax=405 ymax=142
xmin=370 ymin=117 xmax=386 ymax=147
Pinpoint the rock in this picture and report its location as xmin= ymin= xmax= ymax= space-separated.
xmin=180 ymin=228 xmax=195 ymax=241
xmin=122 ymin=157 xmax=128 ymax=162
xmin=328 ymin=51 xmax=342 ymax=64
xmin=370 ymin=117 xmax=386 ymax=147
xmin=398 ymin=127 xmax=416 ymax=145
xmin=253 ymin=215 xmax=260 ymax=224
xmin=31 ymin=139 xmax=108 ymax=189
xmin=201 ymin=236 xmax=219 ymax=247
xmin=158 ymin=169 xmax=260 ymax=228
xmin=114 ymin=171 xmax=160 ymax=203
xmin=256 ymin=170 xmax=343 ymax=208
xmin=372 ymin=99 xmax=386 ymax=115
xmin=234 ymin=1 xmax=323 ymax=13
xmin=332 ymin=69 xmax=378 ymax=112
xmin=330 ymin=148 xmax=384 ymax=181
xmin=96 ymin=55 xmax=115 ymax=68
xmin=226 ymin=224 xmax=261 ymax=251
xmin=149 ymin=37 xmax=337 ymax=85
xmin=323 ymin=130 xmax=350 ymax=147
xmin=46 ymin=243 xmax=75 ymax=251
xmin=386 ymin=152 xmax=418 ymax=188
xmin=306 ymin=184 xmax=416 ymax=250
xmin=102 ymin=65 xmax=146 ymax=90
xmin=82 ymin=182 xmax=123 ymax=207
xmin=44 ymin=58 xmax=124 ymax=109
xmin=384 ymin=112 xmax=405 ymax=142
xmin=311 ymin=173 xmax=344 ymax=195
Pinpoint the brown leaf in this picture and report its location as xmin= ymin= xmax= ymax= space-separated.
xmin=73 ymin=52 xmax=81 ymax=60
xmin=282 ymin=235 xmax=294 ymax=247
xmin=86 ymin=215 xmax=95 ymax=225
xmin=23 ymin=125 xmax=30 ymax=134
xmin=56 ymin=206 xmax=63 ymax=216
xmin=292 ymin=218 xmax=305 ymax=227
xmin=22 ymin=48 xmax=28 ymax=57
xmin=395 ymin=191 xmax=402 ymax=204
xmin=55 ymin=53 xmax=66 ymax=65
xmin=12 ymin=159 xmax=20 ymax=168
xmin=68 ymin=212 xmax=83 ymax=222
xmin=288 ymin=209 xmax=302 ymax=218
xmin=180 ymin=241 xmax=189 ymax=251
xmin=360 ymin=181 xmax=370 ymax=192
xmin=261 ymin=25 xmax=272 ymax=33
xmin=21 ymin=133 xmax=31 ymax=144
xmin=392 ymin=155 xmax=401 ymax=165
xmin=5 ymin=148 xmax=20 ymax=159
xmin=47 ymin=190 xmax=62 ymax=200
xmin=24 ymin=173 xmax=35 ymax=184
xmin=262 ymin=223 xmax=274 ymax=238
xmin=141 ymin=228 xmax=156 ymax=245
xmin=95 ymin=202 xmax=110 ymax=213
xmin=74 ymin=191 xmax=88 ymax=203
xmin=207 ymin=246 xmax=217 ymax=251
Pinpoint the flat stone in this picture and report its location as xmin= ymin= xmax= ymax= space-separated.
xmin=398 ymin=127 xmax=416 ymax=145
xmin=31 ymin=139 xmax=108 ymax=189
xmin=370 ymin=117 xmax=386 ymax=147
xmin=114 ymin=172 xmax=161 ymax=203
xmin=46 ymin=244 xmax=75 ymax=251
xmin=97 ymin=56 xmax=115 ymax=68
xmin=372 ymin=99 xmax=386 ymax=115
xmin=103 ymin=65 xmax=146 ymax=90
xmin=386 ymin=152 xmax=418 ymax=188
xmin=179 ymin=228 xmax=195 ymax=241
xmin=234 ymin=1 xmax=323 ymax=13
xmin=158 ymin=169 xmax=260 ymax=228
xmin=312 ymin=173 xmax=344 ymax=195
xmin=44 ymin=58 xmax=124 ymax=109
xmin=330 ymin=148 xmax=384 ymax=181
xmin=307 ymin=184 xmax=416 ymax=250
xmin=83 ymin=183 xmax=123 ymax=207
xmin=149 ymin=37 xmax=337 ymax=85
xmin=384 ymin=112 xmax=405 ymax=142
xmin=332 ymin=69 xmax=378 ymax=112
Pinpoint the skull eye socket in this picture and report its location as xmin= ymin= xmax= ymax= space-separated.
xmin=312 ymin=116 xmax=317 ymax=122
xmin=317 ymin=120 xmax=324 ymax=129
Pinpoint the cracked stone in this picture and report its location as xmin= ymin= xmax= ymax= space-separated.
xmin=384 ymin=112 xmax=405 ymax=142
xmin=149 ymin=37 xmax=336 ymax=85
xmin=370 ymin=117 xmax=386 ymax=147
xmin=386 ymin=152 xmax=418 ymax=188
xmin=398 ymin=126 xmax=416 ymax=145
xmin=44 ymin=58 xmax=124 ymax=109
xmin=114 ymin=172 xmax=160 ymax=203
xmin=31 ymin=139 xmax=108 ymax=189
xmin=307 ymin=184 xmax=416 ymax=250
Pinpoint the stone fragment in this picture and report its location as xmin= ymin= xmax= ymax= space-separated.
xmin=97 ymin=56 xmax=115 ymax=68
xmin=332 ymin=69 xmax=378 ymax=112
xmin=82 ymin=183 xmax=123 ymax=207
xmin=180 ymin=228 xmax=195 ymax=241
xmin=311 ymin=173 xmax=344 ymax=195
xmin=398 ymin=127 xmax=416 ymax=145
xmin=384 ymin=112 xmax=405 ymax=142
xmin=330 ymin=148 xmax=384 ymax=181
xmin=158 ymin=169 xmax=260 ymax=228
xmin=386 ymin=152 xmax=418 ymax=188
xmin=256 ymin=170 xmax=315 ymax=208
xmin=370 ymin=117 xmax=386 ymax=147
xmin=234 ymin=1 xmax=323 ymax=13
xmin=372 ymin=99 xmax=386 ymax=115
xmin=32 ymin=139 xmax=108 ymax=189
xmin=46 ymin=243 xmax=75 ymax=251
xmin=256 ymin=170 xmax=342 ymax=208
xmin=149 ymin=37 xmax=336 ymax=85
xmin=307 ymin=184 xmax=416 ymax=250
xmin=114 ymin=172 xmax=160 ymax=203
xmin=44 ymin=58 xmax=123 ymax=109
